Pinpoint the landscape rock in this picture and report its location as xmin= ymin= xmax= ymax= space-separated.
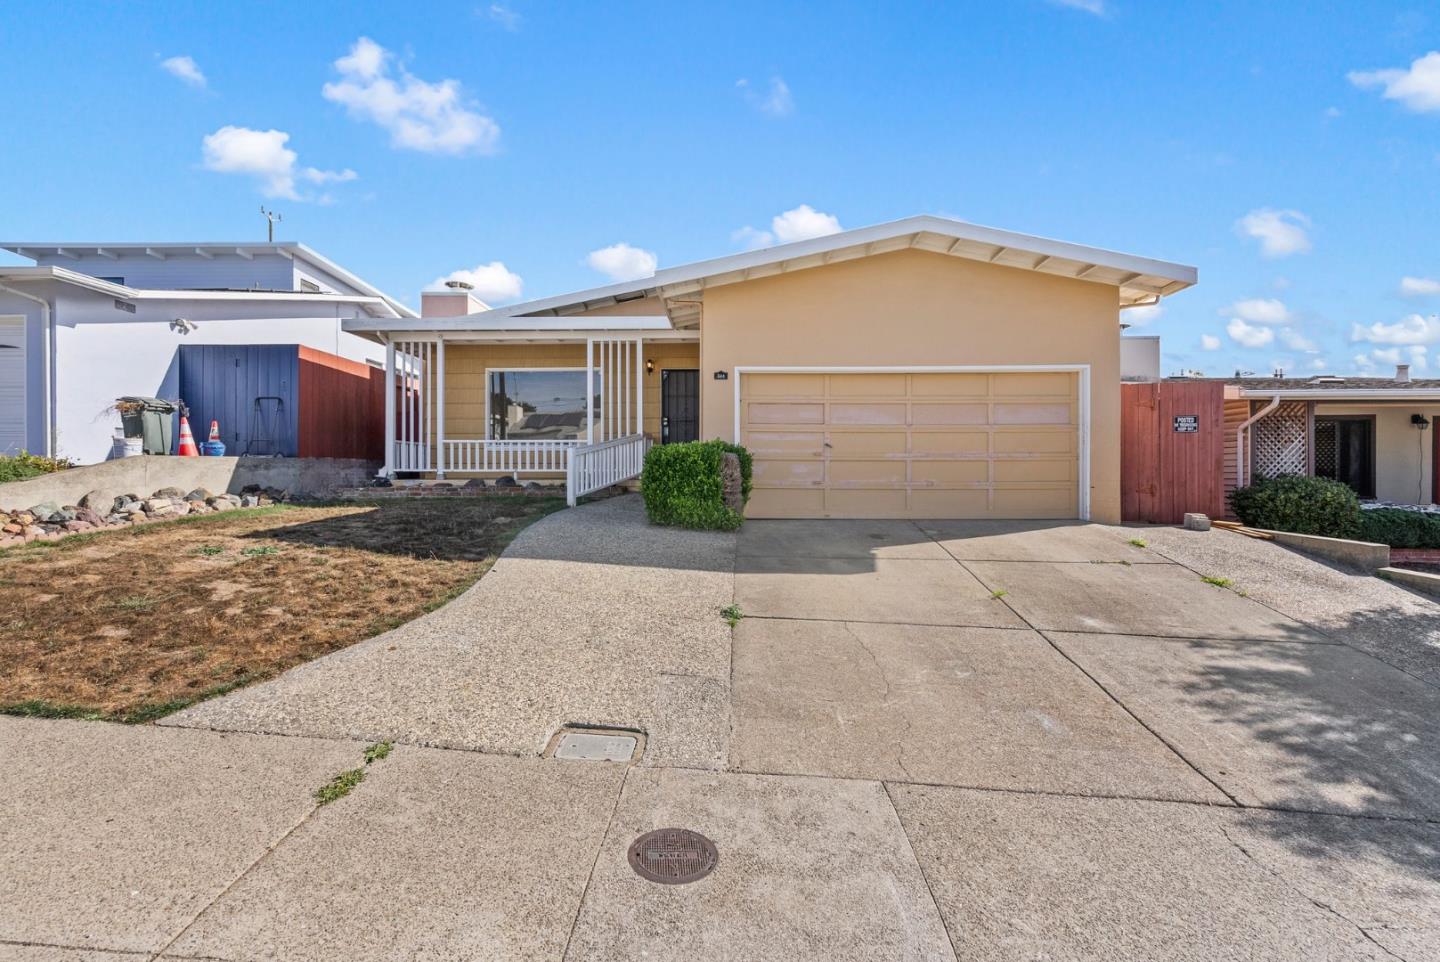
xmin=2 ymin=523 xmax=20 ymax=535
xmin=1183 ymin=512 xmax=1212 ymax=532
xmin=462 ymin=478 xmax=487 ymax=489
xmin=144 ymin=498 xmax=173 ymax=514
xmin=495 ymin=475 xmax=519 ymax=488
xmin=241 ymin=495 xmax=259 ymax=508
xmin=78 ymin=490 xmax=119 ymax=513
xmin=184 ymin=488 xmax=214 ymax=503
xmin=74 ymin=507 xmax=104 ymax=526
xmin=154 ymin=486 xmax=187 ymax=500
xmin=26 ymin=502 xmax=60 ymax=523
xmin=51 ymin=506 xmax=78 ymax=523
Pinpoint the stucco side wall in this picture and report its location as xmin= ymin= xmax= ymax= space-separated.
xmin=1317 ymin=403 xmax=1440 ymax=504
xmin=699 ymin=249 xmax=1123 ymax=521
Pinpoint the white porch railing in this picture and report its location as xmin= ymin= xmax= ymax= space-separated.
xmin=443 ymin=438 xmax=579 ymax=474
xmin=567 ymin=434 xmax=648 ymax=506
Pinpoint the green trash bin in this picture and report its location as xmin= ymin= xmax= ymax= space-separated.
xmin=117 ymin=396 xmax=176 ymax=455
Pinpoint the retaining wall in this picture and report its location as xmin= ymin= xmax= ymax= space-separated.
xmin=0 ymin=456 xmax=379 ymax=509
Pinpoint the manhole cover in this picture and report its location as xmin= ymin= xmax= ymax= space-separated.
xmin=627 ymin=828 xmax=719 ymax=885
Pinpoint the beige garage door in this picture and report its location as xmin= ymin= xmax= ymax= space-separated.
xmin=741 ymin=371 xmax=1081 ymax=519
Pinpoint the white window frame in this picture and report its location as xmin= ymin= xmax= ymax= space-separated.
xmin=731 ymin=363 xmax=1093 ymax=520
xmin=483 ymin=366 xmax=603 ymax=441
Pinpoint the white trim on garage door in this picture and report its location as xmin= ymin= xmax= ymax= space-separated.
xmin=0 ymin=316 xmax=26 ymax=456
xmin=733 ymin=364 xmax=1091 ymax=520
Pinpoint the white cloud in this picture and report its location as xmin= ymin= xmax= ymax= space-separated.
xmin=201 ymin=126 xmax=355 ymax=201
xmin=1236 ymin=208 xmax=1312 ymax=258
xmin=428 ymin=261 xmax=523 ymax=303
xmin=1354 ymin=353 xmax=1376 ymax=371
xmin=1200 ymin=334 xmax=1222 ymax=351
xmin=1401 ymin=276 xmax=1440 ymax=296
xmin=1122 ymin=304 xmax=1162 ymax=326
xmin=1227 ymin=317 xmax=1275 ymax=348
xmin=323 ymin=37 xmax=500 ymax=155
xmin=1224 ymin=297 xmax=1291 ymax=325
xmin=1348 ymin=51 xmax=1440 ymax=113
xmin=486 ymin=4 xmax=521 ymax=30
xmin=1047 ymin=0 xmax=1107 ymax=14
xmin=586 ymin=243 xmax=657 ymax=282
xmin=1309 ymin=357 xmax=1330 ymax=370
xmin=737 ymin=77 xmax=794 ymax=118
xmin=1279 ymin=328 xmax=1319 ymax=353
xmin=1410 ymin=345 xmax=1430 ymax=369
xmin=733 ymin=204 xmax=842 ymax=249
xmin=160 ymin=55 xmax=206 ymax=88
xmin=1351 ymin=313 xmax=1440 ymax=345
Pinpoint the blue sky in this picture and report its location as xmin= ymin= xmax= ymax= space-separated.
xmin=2 ymin=1 xmax=1439 ymax=378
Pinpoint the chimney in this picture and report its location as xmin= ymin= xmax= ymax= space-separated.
xmin=1397 ymin=363 xmax=1412 ymax=383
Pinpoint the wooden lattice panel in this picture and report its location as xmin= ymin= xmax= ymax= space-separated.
xmin=1251 ymin=401 xmax=1308 ymax=479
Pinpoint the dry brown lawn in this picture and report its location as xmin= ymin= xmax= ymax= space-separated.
xmin=0 ymin=496 xmax=565 ymax=722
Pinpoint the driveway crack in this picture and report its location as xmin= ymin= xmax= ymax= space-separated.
xmin=1216 ymin=824 xmax=1408 ymax=962
xmin=848 ymin=623 xmax=917 ymax=781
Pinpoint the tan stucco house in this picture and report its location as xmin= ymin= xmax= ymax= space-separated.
xmin=346 ymin=216 xmax=1196 ymax=522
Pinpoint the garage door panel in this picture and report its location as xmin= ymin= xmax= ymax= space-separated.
xmin=992 ymin=402 xmax=1073 ymax=425
xmin=828 ymin=373 xmax=907 ymax=396
xmin=993 ymin=488 xmax=1078 ymax=518
xmin=752 ymin=458 xmax=825 ymax=485
xmin=829 ymin=459 xmax=907 ymax=484
xmin=746 ymin=374 xmax=825 ymax=397
xmin=912 ymin=403 xmax=988 ymax=426
xmin=912 ymin=460 xmax=990 ymax=484
xmin=747 ymin=401 xmax=825 ymax=425
xmin=992 ymin=372 xmax=1074 ymax=397
xmin=749 ymin=488 xmax=826 ymax=518
xmin=827 ymin=489 xmax=908 ymax=517
xmin=827 ymin=430 xmax=908 ymax=456
xmin=746 ymin=431 xmax=825 ymax=457
xmin=994 ymin=431 xmax=1073 ymax=454
xmin=741 ymin=371 xmax=1081 ymax=520
xmin=830 ymin=402 xmax=907 ymax=425
xmin=912 ymin=431 xmax=989 ymax=455
xmin=994 ymin=459 xmax=1077 ymax=483
xmin=911 ymin=489 xmax=990 ymax=516
xmin=912 ymin=373 xmax=988 ymax=396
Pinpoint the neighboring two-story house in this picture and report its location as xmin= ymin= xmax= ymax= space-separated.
xmin=0 ymin=242 xmax=415 ymax=462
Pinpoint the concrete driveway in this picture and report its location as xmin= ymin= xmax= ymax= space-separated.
xmin=6 ymin=497 xmax=1440 ymax=961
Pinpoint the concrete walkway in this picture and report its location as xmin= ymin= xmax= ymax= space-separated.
xmin=6 ymin=496 xmax=1440 ymax=960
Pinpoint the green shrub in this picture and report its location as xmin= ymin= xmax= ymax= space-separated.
xmin=1358 ymin=508 xmax=1440 ymax=549
xmin=641 ymin=439 xmax=752 ymax=530
xmin=0 ymin=451 xmax=73 ymax=484
xmin=1230 ymin=474 xmax=1360 ymax=538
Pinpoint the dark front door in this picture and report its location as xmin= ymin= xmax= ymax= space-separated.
xmin=1314 ymin=416 xmax=1375 ymax=498
xmin=661 ymin=369 xmax=699 ymax=443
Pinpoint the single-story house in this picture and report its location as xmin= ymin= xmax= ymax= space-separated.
xmin=0 ymin=242 xmax=415 ymax=463
xmin=346 ymin=215 xmax=1197 ymax=521
xmin=1226 ymin=369 xmax=1440 ymax=506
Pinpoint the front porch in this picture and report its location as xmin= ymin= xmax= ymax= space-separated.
xmin=381 ymin=325 xmax=700 ymax=505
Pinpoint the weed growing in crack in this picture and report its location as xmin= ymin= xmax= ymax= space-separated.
xmin=721 ymin=604 xmax=743 ymax=627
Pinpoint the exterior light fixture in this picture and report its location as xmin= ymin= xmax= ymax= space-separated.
xmin=1412 ymin=414 xmax=1431 ymax=430
xmin=645 ymin=358 xmax=655 ymax=375
xmin=169 ymin=318 xmax=197 ymax=335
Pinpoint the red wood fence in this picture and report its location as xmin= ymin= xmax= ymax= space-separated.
xmin=1121 ymin=381 xmax=1226 ymax=524
xmin=296 ymin=347 xmax=386 ymax=460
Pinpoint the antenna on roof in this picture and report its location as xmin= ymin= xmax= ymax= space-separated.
xmin=260 ymin=206 xmax=283 ymax=243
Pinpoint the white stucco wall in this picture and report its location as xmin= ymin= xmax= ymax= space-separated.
xmin=8 ymin=284 xmax=384 ymax=464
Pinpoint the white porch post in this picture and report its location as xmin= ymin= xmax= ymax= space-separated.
xmin=635 ymin=337 xmax=644 ymax=439
xmin=435 ymin=336 xmax=446 ymax=479
xmin=586 ymin=338 xmax=594 ymax=445
xmin=383 ymin=337 xmax=395 ymax=477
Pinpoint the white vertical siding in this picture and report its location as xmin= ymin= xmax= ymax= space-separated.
xmin=32 ymin=251 xmax=294 ymax=291
xmin=0 ymin=316 xmax=25 ymax=455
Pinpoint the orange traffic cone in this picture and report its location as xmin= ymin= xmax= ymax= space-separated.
xmin=208 ymin=420 xmax=221 ymax=443
xmin=177 ymin=416 xmax=200 ymax=457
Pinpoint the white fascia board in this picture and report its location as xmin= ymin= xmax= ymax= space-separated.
xmin=456 ymin=214 xmax=1197 ymax=323
xmin=1238 ymin=389 xmax=1440 ymax=400
xmin=0 ymin=266 xmax=136 ymax=297
xmin=344 ymin=313 xmax=674 ymax=334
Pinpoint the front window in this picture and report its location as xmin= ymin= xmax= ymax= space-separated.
xmin=488 ymin=368 xmax=600 ymax=440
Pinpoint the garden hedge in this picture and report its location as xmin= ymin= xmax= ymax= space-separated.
xmin=1229 ymin=474 xmax=1361 ymax=539
xmin=1358 ymin=508 xmax=1440 ymax=549
xmin=641 ymin=439 xmax=753 ymax=530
